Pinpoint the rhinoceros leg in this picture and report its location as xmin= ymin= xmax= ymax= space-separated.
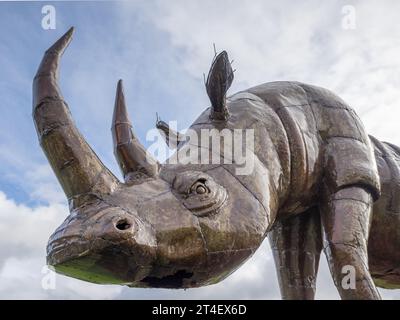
xmin=269 ymin=207 xmax=322 ymax=299
xmin=320 ymin=186 xmax=381 ymax=299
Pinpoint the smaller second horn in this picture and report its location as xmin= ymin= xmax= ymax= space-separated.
xmin=112 ymin=80 xmax=159 ymax=183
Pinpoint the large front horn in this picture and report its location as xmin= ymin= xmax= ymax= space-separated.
xmin=33 ymin=28 xmax=118 ymax=206
xmin=112 ymin=80 xmax=159 ymax=183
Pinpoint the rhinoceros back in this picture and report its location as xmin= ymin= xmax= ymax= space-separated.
xmin=247 ymin=81 xmax=381 ymax=214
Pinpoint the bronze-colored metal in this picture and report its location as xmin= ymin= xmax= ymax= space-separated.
xmin=206 ymin=51 xmax=233 ymax=120
xmin=269 ymin=207 xmax=322 ymax=300
xmin=33 ymin=28 xmax=400 ymax=299
xmin=33 ymin=27 xmax=118 ymax=205
xmin=155 ymin=114 xmax=185 ymax=149
xmin=112 ymin=79 xmax=159 ymax=182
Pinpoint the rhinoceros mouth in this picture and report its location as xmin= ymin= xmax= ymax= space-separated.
xmin=47 ymin=236 xmax=91 ymax=266
xmin=51 ymin=254 xmax=145 ymax=285
xmin=140 ymin=270 xmax=194 ymax=288
xmin=47 ymin=237 xmax=152 ymax=285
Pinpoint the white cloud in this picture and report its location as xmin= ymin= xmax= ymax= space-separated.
xmin=137 ymin=0 xmax=400 ymax=144
xmin=0 ymin=191 xmax=66 ymax=254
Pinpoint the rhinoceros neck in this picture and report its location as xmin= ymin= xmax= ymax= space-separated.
xmin=176 ymin=91 xmax=292 ymax=225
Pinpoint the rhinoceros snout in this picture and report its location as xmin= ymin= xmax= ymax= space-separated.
xmin=46 ymin=205 xmax=157 ymax=285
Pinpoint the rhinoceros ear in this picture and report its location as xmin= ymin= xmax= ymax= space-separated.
xmin=206 ymin=50 xmax=234 ymax=121
xmin=155 ymin=113 xmax=185 ymax=150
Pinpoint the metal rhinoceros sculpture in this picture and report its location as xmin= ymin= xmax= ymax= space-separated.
xmin=33 ymin=28 xmax=400 ymax=299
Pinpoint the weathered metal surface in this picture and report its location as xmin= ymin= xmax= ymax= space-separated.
xmin=33 ymin=28 xmax=400 ymax=299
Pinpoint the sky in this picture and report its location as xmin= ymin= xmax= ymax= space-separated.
xmin=0 ymin=0 xmax=400 ymax=299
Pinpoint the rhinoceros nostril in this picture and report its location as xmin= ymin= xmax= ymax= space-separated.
xmin=115 ymin=219 xmax=132 ymax=231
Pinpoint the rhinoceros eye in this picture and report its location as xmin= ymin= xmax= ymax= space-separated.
xmin=173 ymin=172 xmax=228 ymax=217
xmin=190 ymin=179 xmax=209 ymax=195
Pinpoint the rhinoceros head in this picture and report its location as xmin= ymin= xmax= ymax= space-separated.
xmin=35 ymin=28 xmax=270 ymax=288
